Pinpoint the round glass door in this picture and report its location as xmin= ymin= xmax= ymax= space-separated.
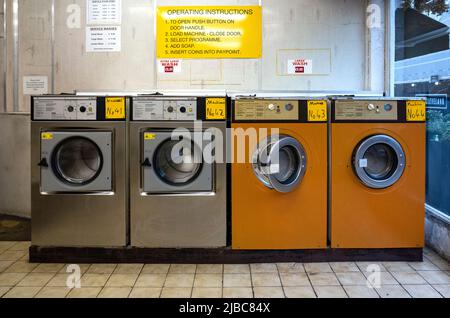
xmin=52 ymin=137 xmax=103 ymax=185
xmin=252 ymin=135 xmax=307 ymax=193
xmin=353 ymin=135 xmax=406 ymax=189
xmin=153 ymin=139 xmax=203 ymax=186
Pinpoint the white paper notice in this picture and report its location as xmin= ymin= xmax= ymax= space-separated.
xmin=157 ymin=59 xmax=182 ymax=73
xmin=86 ymin=26 xmax=121 ymax=52
xmin=87 ymin=0 xmax=122 ymax=25
xmin=287 ymin=59 xmax=313 ymax=74
xmin=23 ymin=76 xmax=48 ymax=95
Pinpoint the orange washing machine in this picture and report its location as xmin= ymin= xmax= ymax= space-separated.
xmin=231 ymin=96 xmax=328 ymax=250
xmin=330 ymin=98 xmax=426 ymax=249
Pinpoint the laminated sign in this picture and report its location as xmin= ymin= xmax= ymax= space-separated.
xmin=157 ymin=6 xmax=262 ymax=59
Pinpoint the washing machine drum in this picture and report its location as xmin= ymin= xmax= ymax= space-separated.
xmin=253 ymin=135 xmax=307 ymax=193
xmin=353 ymin=134 xmax=406 ymax=189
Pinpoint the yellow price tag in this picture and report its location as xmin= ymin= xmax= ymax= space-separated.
xmin=144 ymin=133 xmax=156 ymax=140
xmin=105 ymin=97 xmax=126 ymax=119
xmin=206 ymin=98 xmax=227 ymax=120
xmin=406 ymin=100 xmax=426 ymax=122
xmin=307 ymin=101 xmax=328 ymax=122
xmin=41 ymin=132 xmax=53 ymax=140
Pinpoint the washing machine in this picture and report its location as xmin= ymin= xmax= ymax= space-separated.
xmin=130 ymin=94 xmax=228 ymax=248
xmin=330 ymin=97 xmax=426 ymax=249
xmin=31 ymin=95 xmax=128 ymax=247
xmin=231 ymin=96 xmax=328 ymax=250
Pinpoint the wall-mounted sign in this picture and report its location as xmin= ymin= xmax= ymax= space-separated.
xmin=23 ymin=76 xmax=48 ymax=95
xmin=287 ymin=59 xmax=313 ymax=74
xmin=86 ymin=26 xmax=121 ymax=52
xmin=87 ymin=0 xmax=122 ymax=25
xmin=416 ymin=94 xmax=448 ymax=110
xmin=158 ymin=59 xmax=182 ymax=73
xmin=156 ymin=6 xmax=262 ymax=59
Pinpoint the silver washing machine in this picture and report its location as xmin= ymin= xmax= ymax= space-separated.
xmin=31 ymin=95 xmax=128 ymax=247
xmin=130 ymin=95 xmax=228 ymax=248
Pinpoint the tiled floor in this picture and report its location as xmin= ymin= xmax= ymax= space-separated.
xmin=0 ymin=241 xmax=449 ymax=298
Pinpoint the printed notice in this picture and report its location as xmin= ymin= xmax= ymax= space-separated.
xmin=288 ymin=59 xmax=313 ymax=74
xmin=87 ymin=0 xmax=122 ymax=25
xmin=157 ymin=6 xmax=262 ymax=59
xmin=86 ymin=26 xmax=121 ymax=52
xmin=23 ymin=76 xmax=48 ymax=95
xmin=158 ymin=59 xmax=182 ymax=73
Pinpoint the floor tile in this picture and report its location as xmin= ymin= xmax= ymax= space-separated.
xmin=308 ymin=273 xmax=340 ymax=286
xmin=164 ymin=274 xmax=195 ymax=288
xmin=0 ymin=287 xmax=10 ymax=297
xmin=343 ymin=285 xmax=379 ymax=298
xmin=169 ymin=264 xmax=196 ymax=274
xmin=105 ymin=274 xmax=138 ymax=287
xmin=8 ymin=242 xmax=31 ymax=252
xmin=135 ymin=274 xmax=166 ymax=288
xmin=160 ymin=287 xmax=192 ymax=298
xmin=362 ymin=270 xmax=399 ymax=286
xmin=253 ymin=287 xmax=284 ymax=298
xmin=4 ymin=261 xmax=39 ymax=273
xmin=98 ymin=287 xmax=132 ymax=298
xmin=428 ymin=258 xmax=450 ymax=271
xmin=432 ymin=284 xmax=450 ymax=298
xmin=283 ymin=286 xmax=316 ymax=298
xmin=250 ymin=263 xmax=278 ymax=273
xmin=47 ymin=274 xmax=76 ymax=287
xmin=67 ymin=287 xmax=101 ymax=298
xmin=223 ymin=264 xmax=250 ymax=274
xmin=304 ymin=263 xmax=333 ymax=273
xmin=193 ymin=274 xmax=222 ymax=288
xmin=35 ymin=287 xmax=71 ymax=298
xmin=375 ymin=285 xmax=411 ymax=298
xmin=32 ymin=263 xmax=65 ymax=273
xmin=408 ymin=261 xmax=439 ymax=271
xmin=0 ymin=261 xmax=14 ymax=272
xmin=196 ymin=264 xmax=223 ymax=274
xmin=417 ymin=270 xmax=450 ymax=284
xmin=59 ymin=264 xmax=90 ymax=274
xmin=80 ymin=274 xmax=110 ymax=287
xmin=356 ymin=262 xmax=387 ymax=272
xmin=192 ymin=287 xmax=222 ymax=298
xmin=391 ymin=272 xmax=427 ymax=285
xmin=129 ymin=287 xmax=161 ymax=298
xmin=0 ymin=272 xmax=27 ymax=286
xmin=17 ymin=273 xmax=55 ymax=287
xmin=141 ymin=264 xmax=170 ymax=274
xmin=383 ymin=262 xmax=414 ymax=272
xmin=223 ymin=274 xmax=252 ymax=287
xmin=277 ymin=263 xmax=305 ymax=273
xmin=113 ymin=264 xmax=144 ymax=274
xmin=0 ymin=250 xmax=26 ymax=262
xmin=86 ymin=264 xmax=117 ymax=274
xmin=403 ymin=285 xmax=442 ymax=298
xmin=314 ymin=286 xmax=348 ymax=298
xmin=336 ymin=272 xmax=367 ymax=285
xmin=3 ymin=286 xmax=41 ymax=298
xmin=222 ymin=287 xmax=253 ymax=298
xmin=0 ymin=242 xmax=17 ymax=250
xmin=252 ymin=273 xmax=281 ymax=287
xmin=279 ymin=273 xmax=310 ymax=287
xmin=330 ymin=262 xmax=360 ymax=273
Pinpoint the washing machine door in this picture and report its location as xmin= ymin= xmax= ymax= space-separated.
xmin=252 ymin=135 xmax=307 ymax=193
xmin=353 ymin=134 xmax=406 ymax=189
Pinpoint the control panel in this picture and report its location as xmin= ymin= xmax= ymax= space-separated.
xmin=334 ymin=100 xmax=398 ymax=121
xmin=33 ymin=97 xmax=97 ymax=121
xmin=234 ymin=99 xmax=299 ymax=121
xmin=133 ymin=97 xmax=197 ymax=121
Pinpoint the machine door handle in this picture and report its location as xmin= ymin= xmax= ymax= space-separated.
xmin=38 ymin=158 xmax=49 ymax=167
xmin=141 ymin=158 xmax=152 ymax=167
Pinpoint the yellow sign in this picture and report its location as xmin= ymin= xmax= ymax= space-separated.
xmin=206 ymin=98 xmax=227 ymax=120
xmin=41 ymin=132 xmax=53 ymax=140
xmin=406 ymin=100 xmax=426 ymax=122
xmin=144 ymin=133 xmax=156 ymax=140
xmin=307 ymin=101 xmax=328 ymax=122
xmin=157 ymin=6 xmax=262 ymax=59
xmin=105 ymin=97 xmax=126 ymax=119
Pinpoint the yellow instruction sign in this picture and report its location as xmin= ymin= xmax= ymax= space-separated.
xmin=307 ymin=101 xmax=328 ymax=122
xmin=406 ymin=100 xmax=426 ymax=122
xmin=144 ymin=133 xmax=156 ymax=140
xmin=105 ymin=97 xmax=126 ymax=119
xmin=157 ymin=6 xmax=262 ymax=59
xmin=41 ymin=132 xmax=53 ymax=140
xmin=206 ymin=98 xmax=227 ymax=120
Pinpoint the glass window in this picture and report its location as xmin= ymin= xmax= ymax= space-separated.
xmin=394 ymin=0 xmax=450 ymax=216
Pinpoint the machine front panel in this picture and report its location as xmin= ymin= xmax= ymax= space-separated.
xmin=33 ymin=97 xmax=97 ymax=121
xmin=234 ymin=99 xmax=299 ymax=121
xmin=133 ymin=97 xmax=197 ymax=121
xmin=334 ymin=100 xmax=398 ymax=121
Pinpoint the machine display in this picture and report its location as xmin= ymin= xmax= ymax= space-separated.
xmin=31 ymin=95 xmax=128 ymax=247
xmin=330 ymin=98 xmax=426 ymax=249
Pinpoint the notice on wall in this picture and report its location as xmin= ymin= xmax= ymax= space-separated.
xmin=23 ymin=76 xmax=48 ymax=95
xmin=158 ymin=59 xmax=182 ymax=73
xmin=86 ymin=26 xmax=121 ymax=52
xmin=156 ymin=6 xmax=262 ymax=59
xmin=287 ymin=59 xmax=313 ymax=74
xmin=87 ymin=0 xmax=122 ymax=25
